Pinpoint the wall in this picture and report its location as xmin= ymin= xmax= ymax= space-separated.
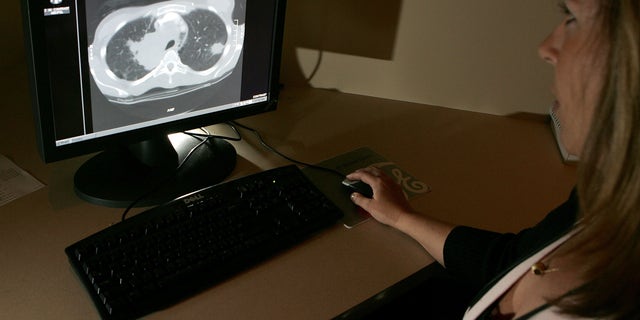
xmin=2 ymin=1 xmax=25 ymax=72
xmin=281 ymin=0 xmax=561 ymax=115
xmin=4 ymin=0 xmax=560 ymax=115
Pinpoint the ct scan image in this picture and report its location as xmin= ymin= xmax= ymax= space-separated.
xmin=85 ymin=0 xmax=246 ymax=132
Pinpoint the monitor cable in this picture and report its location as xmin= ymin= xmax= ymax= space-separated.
xmin=230 ymin=121 xmax=345 ymax=179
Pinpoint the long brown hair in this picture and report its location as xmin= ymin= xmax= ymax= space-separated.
xmin=556 ymin=0 xmax=640 ymax=318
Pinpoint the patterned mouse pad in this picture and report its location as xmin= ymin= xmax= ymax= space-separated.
xmin=302 ymin=147 xmax=430 ymax=228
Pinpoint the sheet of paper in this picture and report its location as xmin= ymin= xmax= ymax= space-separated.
xmin=0 ymin=154 xmax=45 ymax=206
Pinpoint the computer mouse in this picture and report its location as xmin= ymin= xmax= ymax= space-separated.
xmin=341 ymin=178 xmax=374 ymax=198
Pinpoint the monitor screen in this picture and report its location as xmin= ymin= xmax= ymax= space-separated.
xmin=22 ymin=0 xmax=287 ymax=207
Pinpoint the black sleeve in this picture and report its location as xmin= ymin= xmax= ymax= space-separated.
xmin=442 ymin=189 xmax=578 ymax=291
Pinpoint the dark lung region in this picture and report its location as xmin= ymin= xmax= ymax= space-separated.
xmin=178 ymin=9 xmax=228 ymax=71
xmin=106 ymin=16 xmax=157 ymax=81
xmin=104 ymin=9 xmax=227 ymax=80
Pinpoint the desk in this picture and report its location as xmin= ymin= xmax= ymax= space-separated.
xmin=0 ymin=64 xmax=576 ymax=319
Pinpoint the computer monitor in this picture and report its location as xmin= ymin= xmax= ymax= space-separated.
xmin=21 ymin=0 xmax=287 ymax=207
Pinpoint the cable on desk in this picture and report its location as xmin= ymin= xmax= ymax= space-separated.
xmin=230 ymin=121 xmax=345 ymax=179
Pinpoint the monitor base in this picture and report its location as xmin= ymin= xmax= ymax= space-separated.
xmin=74 ymin=134 xmax=236 ymax=208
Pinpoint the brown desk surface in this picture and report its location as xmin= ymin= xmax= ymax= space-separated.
xmin=0 ymin=66 xmax=576 ymax=319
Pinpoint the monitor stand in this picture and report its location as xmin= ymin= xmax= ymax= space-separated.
xmin=74 ymin=134 xmax=236 ymax=208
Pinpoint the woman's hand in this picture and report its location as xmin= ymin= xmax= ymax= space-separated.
xmin=347 ymin=166 xmax=455 ymax=266
xmin=346 ymin=166 xmax=417 ymax=228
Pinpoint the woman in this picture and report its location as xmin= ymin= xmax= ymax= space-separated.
xmin=347 ymin=0 xmax=640 ymax=318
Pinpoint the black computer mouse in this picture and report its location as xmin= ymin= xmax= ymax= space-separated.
xmin=341 ymin=178 xmax=374 ymax=198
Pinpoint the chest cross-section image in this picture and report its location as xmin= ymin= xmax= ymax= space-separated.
xmin=88 ymin=0 xmax=244 ymax=104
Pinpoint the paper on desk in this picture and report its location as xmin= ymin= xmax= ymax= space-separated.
xmin=0 ymin=154 xmax=44 ymax=206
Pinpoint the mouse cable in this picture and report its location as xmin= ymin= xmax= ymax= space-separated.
xmin=230 ymin=121 xmax=345 ymax=179
xmin=121 ymin=124 xmax=243 ymax=221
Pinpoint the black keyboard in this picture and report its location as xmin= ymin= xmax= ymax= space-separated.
xmin=65 ymin=165 xmax=343 ymax=320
